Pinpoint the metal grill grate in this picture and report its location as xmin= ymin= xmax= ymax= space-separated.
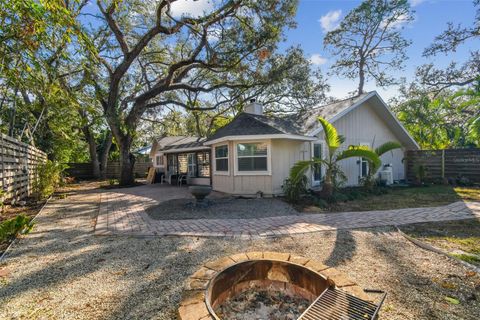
xmin=297 ymin=288 xmax=386 ymax=320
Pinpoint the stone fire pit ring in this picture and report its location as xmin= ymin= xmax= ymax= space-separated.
xmin=178 ymin=252 xmax=371 ymax=320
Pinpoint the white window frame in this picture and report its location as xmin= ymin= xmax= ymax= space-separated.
xmin=187 ymin=153 xmax=196 ymax=177
xmin=155 ymin=153 xmax=164 ymax=167
xmin=359 ymin=142 xmax=371 ymax=181
xmin=213 ymin=144 xmax=229 ymax=175
xmin=311 ymin=140 xmax=326 ymax=187
xmin=234 ymin=140 xmax=271 ymax=176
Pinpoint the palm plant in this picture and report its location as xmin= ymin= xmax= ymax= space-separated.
xmin=362 ymin=141 xmax=402 ymax=188
xmin=289 ymin=117 xmax=380 ymax=199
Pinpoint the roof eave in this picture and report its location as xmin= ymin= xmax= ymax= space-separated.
xmin=204 ymin=134 xmax=316 ymax=145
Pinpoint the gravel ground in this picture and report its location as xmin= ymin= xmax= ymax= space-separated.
xmin=145 ymin=197 xmax=300 ymax=220
xmin=0 ymin=183 xmax=479 ymax=320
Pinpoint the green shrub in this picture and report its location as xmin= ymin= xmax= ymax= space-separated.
xmin=329 ymin=192 xmax=350 ymax=203
xmin=33 ymin=160 xmax=66 ymax=200
xmin=0 ymin=214 xmax=34 ymax=242
xmin=108 ymin=178 xmax=118 ymax=186
xmin=313 ymin=198 xmax=329 ymax=209
xmin=283 ymin=176 xmax=308 ymax=203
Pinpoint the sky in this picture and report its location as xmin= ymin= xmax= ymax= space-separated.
xmin=277 ymin=0 xmax=478 ymax=99
xmin=83 ymin=0 xmax=478 ymax=100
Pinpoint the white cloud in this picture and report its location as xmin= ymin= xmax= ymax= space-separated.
xmin=380 ymin=13 xmax=413 ymax=29
xmin=309 ymin=54 xmax=327 ymax=65
xmin=169 ymin=0 xmax=215 ymax=18
xmin=409 ymin=0 xmax=426 ymax=7
xmin=319 ymin=10 xmax=342 ymax=33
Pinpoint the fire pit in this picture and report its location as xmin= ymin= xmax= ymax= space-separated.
xmin=177 ymin=252 xmax=376 ymax=320
xmin=206 ymin=259 xmax=331 ymax=320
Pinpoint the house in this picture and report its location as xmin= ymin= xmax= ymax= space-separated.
xmin=149 ymin=136 xmax=211 ymax=186
xmin=150 ymin=91 xmax=419 ymax=195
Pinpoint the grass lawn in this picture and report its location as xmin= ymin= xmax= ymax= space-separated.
xmin=304 ymin=185 xmax=480 ymax=213
xmin=401 ymin=218 xmax=480 ymax=267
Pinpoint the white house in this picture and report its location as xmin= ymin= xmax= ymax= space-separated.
xmin=150 ymin=91 xmax=419 ymax=196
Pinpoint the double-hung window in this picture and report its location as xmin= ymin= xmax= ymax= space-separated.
xmin=215 ymin=145 xmax=229 ymax=172
xmin=236 ymin=142 xmax=268 ymax=172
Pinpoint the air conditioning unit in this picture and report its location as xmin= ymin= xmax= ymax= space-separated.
xmin=379 ymin=164 xmax=393 ymax=185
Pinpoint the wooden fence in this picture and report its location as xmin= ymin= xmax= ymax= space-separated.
xmin=406 ymin=149 xmax=480 ymax=183
xmin=65 ymin=159 xmax=152 ymax=180
xmin=0 ymin=133 xmax=47 ymax=202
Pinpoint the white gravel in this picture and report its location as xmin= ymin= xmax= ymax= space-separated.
xmin=0 ymin=183 xmax=479 ymax=320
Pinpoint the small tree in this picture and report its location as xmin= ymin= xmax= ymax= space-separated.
xmin=361 ymin=141 xmax=402 ymax=188
xmin=289 ymin=117 xmax=380 ymax=199
xmin=324 ymin=0 xmax=413 ymax=95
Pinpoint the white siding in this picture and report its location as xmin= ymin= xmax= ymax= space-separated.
xmin=211 ymin=141 xmax=273 ymax=195
xmin=271 ymin=139 xmax=310 ymax=194
xmin=319 ymin=101 xmax=406 ymax=185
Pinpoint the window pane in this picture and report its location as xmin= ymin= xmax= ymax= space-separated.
xmin=215 ymin=145 xmax=228 ymax=158
xmin=216 ymin=158 xmax=228 ymax=171
xmin=197 ymin=152 xmax=211 ymax=177
xmin=361 ymin=158 xmax=368 ymax=177
xmin=237 ymin=143 xmax=267 ymax=157
xmin=178 ymin=154 xmax=188 ymax=174
xmin=238 ymin=157 xmax=267 ymax=171
xmin=314 ymin=144 xmax=322 ymax=158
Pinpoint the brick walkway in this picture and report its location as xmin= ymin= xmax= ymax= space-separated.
xmin=95 ymin=184 xmax=480 ymax=238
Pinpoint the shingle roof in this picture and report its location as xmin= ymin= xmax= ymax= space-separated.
xmin=162 ymin=137 xmax=208 ymax=152
xmin=206 ymin=93 xmax=371 ymax=141
xmin=206 ymin=113 xmax=287 ymax=141
xmin=287 ymin=92 xmax=371 ymax=135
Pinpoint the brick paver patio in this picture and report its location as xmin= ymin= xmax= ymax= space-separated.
xmin=95 ymin=184 xmax=480 ymax=238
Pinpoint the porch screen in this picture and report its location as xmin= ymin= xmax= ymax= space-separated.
xmin=236 ymin=143 xmax=267 ymax=171
xmin=215 ymin=145 xmax=228 ymax=171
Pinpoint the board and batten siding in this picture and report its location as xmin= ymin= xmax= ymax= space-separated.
xmin=211 ymin=140 xmax=273 ymax=195
xmin=322 ymin=100 xmax=406 ymax=185
xmin=271 ymin=139 xmax=310 ymax=194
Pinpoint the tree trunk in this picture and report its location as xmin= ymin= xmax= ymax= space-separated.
xmin=99 ymin=131 xmax=113 ymax=179
xmin=83 ymin=127 xmax=101 ymax=179
xmin=118 ymin=139 xmax=135 ymax=185
xmin=358 ymin=59 xmax=365 ymax=95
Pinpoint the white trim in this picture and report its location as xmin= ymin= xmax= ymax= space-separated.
xmin=309 ymin=92 xmax=376 ymax=136
xmin=308 ymin=92 xmax=420 ymax=150
xmin=358 ymin=142 xmax=371 ymax=181
xmin=310 ymin=140 xmax=325 ymax=187
xmin=233 ymin=140 xmax=272 ymax=176
xmin=213 ymin=144 xmax=230 ymax=176
xmin=373 ymin=93 xmax=421 ymax=150
xmin=204 ymin=134 xmax=316 ymax=146
xmin=162 ymin=146 xmax=210 ymax=154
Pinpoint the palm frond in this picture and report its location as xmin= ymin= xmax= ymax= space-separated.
xmin=289 ymin=159 xmax=326 ymax=183
xmin=318 ymin=117 xmax=342 ymax=151
xmin=374 ymin=141 xmax=402 ymax=156
xmin=336 ymin=148 xmax=381 ymax=171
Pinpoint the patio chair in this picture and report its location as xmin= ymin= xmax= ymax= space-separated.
xmin=177 ymin=174 xmax=187 ymax=186
xmin=161 ymin=173 xmax=173 ymax=185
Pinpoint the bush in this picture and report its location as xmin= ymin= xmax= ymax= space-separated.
xmin=0 ymin=214 xmax=34 ymax=242
xmin=33 ymin=160 xmax=66 ymax=200
xmin=313 ymin=198 xmax=329 ymax=208
xmin=283 ymin=176 xmax=308 ymax=203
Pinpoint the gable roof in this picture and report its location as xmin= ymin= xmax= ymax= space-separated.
xmin=290 ymin=93 xmax=372 ymax=135
xmin=204 ymin=91 xmax=419 ymax=149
